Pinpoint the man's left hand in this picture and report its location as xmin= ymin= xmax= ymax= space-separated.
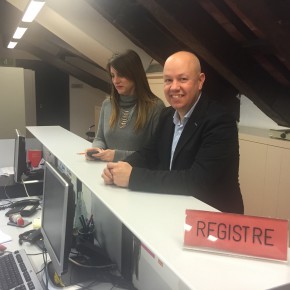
xmin=103 ymin=161 xmax=132 ymax=187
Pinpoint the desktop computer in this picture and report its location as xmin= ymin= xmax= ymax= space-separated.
xmin=40 ymin=161 xmax=135 ymax=289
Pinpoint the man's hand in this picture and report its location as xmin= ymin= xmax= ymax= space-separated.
xmin=102 ymin=165 xmax=114 ymax=185
xmin=101 ymin=161 xmax=132 ymax=187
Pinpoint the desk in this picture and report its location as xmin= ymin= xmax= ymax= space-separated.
xmin=0 ymin=198 xmax=133 ymax=290
xmin=0 ymin=198 xmax=44 ymax=281
xmin=27 ymin=126 xmax=290 ymax=290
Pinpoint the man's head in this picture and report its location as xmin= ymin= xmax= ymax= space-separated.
xmin=163 ymin=51 xmax=205 ymax=119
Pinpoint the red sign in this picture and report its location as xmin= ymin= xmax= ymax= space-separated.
xmin=184 ymin=210 xmax=289 ymax=261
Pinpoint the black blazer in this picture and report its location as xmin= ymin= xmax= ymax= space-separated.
xmin=126 ymin=94 xmax=244 ymax=214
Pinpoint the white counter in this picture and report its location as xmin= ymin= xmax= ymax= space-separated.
xmin=27 ymin=126 xmax=290 ymax=290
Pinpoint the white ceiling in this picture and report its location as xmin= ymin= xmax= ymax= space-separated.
xmin=6 ymin=0 xmax=155 ymax=70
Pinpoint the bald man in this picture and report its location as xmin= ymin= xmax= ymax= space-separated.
xmin=102 ymin=51 xmax=244 ymax=214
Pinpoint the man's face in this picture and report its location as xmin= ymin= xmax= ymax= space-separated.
xmin=163 ymin=55 xmax=205 ymax=118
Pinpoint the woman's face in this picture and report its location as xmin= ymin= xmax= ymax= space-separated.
xmin=110 ymin=66 xmax=135 ymax=96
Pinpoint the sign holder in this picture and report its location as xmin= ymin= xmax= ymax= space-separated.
xmin=184 ymin=210 xmax=289 ymax=261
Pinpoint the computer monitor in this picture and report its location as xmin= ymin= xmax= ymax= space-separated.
xmin=13 ymin=129 xmax=28 ymax=183
xmin=41 ymin=161 xmax=75 ymax=276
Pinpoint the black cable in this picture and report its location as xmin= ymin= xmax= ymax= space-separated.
xmin=0 ymin=175 xmax=11 ymax=199
xmin=41 ymin=247 xmax=49 ymax=290
xmin=0 ymin=200 xmax=13 ymax=210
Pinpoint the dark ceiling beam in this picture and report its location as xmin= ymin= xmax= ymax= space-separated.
xmin=195 ymin=0 xmax=250 ymax=43
xmin=19 ymin=41 xmax=111 ymax=94
xmin=86 ymin=0 xmax=240 ymax=119
xmin=0 ymin=1 xmax=22 ymax=46
xmin=196 ymin=0 xmax=290 ymax=88
xmin=135 ymin=0 xmax=252 ymax=92
xmin=65 ymin=56 xmax=109 ymax=83
xmin=85 ymin=0 xmax=183 ymax=65
xmin=136 ymin=0 xmax=273 ymax=93
xmin=225 ymin=0 xmax=290 ymax=72
xmin=133 ymin=0 xmax=290 ymax=126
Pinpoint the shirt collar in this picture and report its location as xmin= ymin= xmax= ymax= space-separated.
xmin=173 ymin=93 xmax=202 ymax=125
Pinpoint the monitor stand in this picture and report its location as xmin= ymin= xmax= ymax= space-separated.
xmin=42 ymin=261 xmax=99 ymax=289
xmin=23 ymin=168 xmax=44 ymax=183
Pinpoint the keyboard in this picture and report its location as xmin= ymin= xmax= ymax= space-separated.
xmin=0 ymin=249 xmax=43 ymax=290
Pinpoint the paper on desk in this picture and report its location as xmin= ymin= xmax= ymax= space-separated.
xmin=0 ymin=167 xmax=14 ymax=176
xmin=0 ymin=229 xmax=12 ymax=244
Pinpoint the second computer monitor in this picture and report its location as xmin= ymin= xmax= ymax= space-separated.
xmin=13 ymin=129 xmax=27 ymax=183
xmin=41 ymin=161 xmax=75 ymax=276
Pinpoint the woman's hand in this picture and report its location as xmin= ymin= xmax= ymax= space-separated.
xmin=85 ymin=148 xmax=115 ymax=162
xmin=95 ymin=149 xmax=115 ymax=162
xmin=85 ymin=148 xmax=103 ymax=160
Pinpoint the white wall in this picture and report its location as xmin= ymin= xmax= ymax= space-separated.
xmin=0 ymin=67 xmax=26 ymax=139
xmin=0 ymin=139 xmax=14 ymax=167
xmin=147 ymin=72 xmax=169 ymax=106
xmin=0 ymin=67 xmax=36 ymax=139
xmin=239 ymin=95 xmax=289 ymax=130
xmin=24 ymin=69 xmax=37 ymax=127
xmin=0 ymin=138 xmax=43 ymax=168
xmin=69 ymin=76 xmax=107 ymax=140
xmin=0 ymin=67 xmax=37 ymax=168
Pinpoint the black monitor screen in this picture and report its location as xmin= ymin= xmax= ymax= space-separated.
xmin=41 ymin=161 xmax=75 ymax=276
xmin=13 ymin=129 xmax=27 ymax=183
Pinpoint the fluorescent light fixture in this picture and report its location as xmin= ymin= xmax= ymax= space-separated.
xmin=13 ymin=27 xmax=28 ymax=39
xmin=22 ymin=0 xmax=45 ymax=23
xmin=7 ymin=0 xmax=45 ymax=49
xmin=8 ymin=41 xmax=18 ymax=49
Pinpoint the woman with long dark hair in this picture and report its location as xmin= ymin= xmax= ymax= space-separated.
xmin=86 ymin=49 xmax=164 ymax=162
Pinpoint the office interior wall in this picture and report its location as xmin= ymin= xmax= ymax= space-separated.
xmin=147 ymin=72 xmax=169 ymax=106
xmin=239 ymin=129 xmax=290 ymax=243
xmin=0 ymin=138 xmax=43 ymax=168
xmin=0 ymin=67 xmax=36 ymax=139
xmin=239 ymin=95 xmax=289 ymax=130
xmin=24 ymin=70 xmax=36 ymax=127
xmin=0 ymin=139 xmax=14 ymax=167
xmin=69 ymin=76 xmax=107 ymax=140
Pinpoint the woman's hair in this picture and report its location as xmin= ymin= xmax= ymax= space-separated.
xmin=107 ymin=49 xmax=158 ymax=131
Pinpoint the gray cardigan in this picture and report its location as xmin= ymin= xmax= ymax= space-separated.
xmin=93 ymin=96 xmax=165 ymax=161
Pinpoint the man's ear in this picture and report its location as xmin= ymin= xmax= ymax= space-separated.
xmin=198 ymin=73 xmax=206 ymax=90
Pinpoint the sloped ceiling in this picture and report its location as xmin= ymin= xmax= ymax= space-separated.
xmin=1 ymin=0 xmax=290 ymax=126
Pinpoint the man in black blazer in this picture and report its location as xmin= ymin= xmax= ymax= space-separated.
xmin=102 ymin=51 xmax=244 ymax=214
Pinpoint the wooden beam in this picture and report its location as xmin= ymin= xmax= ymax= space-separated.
xmin=19 ymin=41 xmax=111 ymax=94
xmin=134 ymin=0 xmax=290 ymax=126
xmin=225 ymin=0 xmax=290 ymax=72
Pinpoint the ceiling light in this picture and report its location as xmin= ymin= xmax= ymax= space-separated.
xmin=13 ymin=27 xmax=28 ymax=39
xmin=8 ymin=42 xmax=18 ymax=49
xmin=22 ymin=0 xmax=45 ymax=23
xmin=6 ymin=0 xmax=45 ymax=49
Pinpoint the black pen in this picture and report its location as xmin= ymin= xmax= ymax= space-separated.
xmin=87 ymin=214 xmax=93 ymax=228
xmin=79 ymin=215 xmax=86 ymax=231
